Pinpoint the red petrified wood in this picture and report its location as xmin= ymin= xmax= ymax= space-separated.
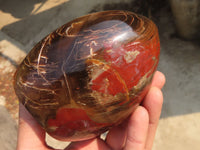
xmin=14 ymin=10 xmax=160 ymax=141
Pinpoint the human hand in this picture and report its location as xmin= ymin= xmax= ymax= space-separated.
xmin=17 ymin=71 xmax=165 ymax=150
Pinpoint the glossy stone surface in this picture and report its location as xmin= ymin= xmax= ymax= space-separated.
xmin=14 ymin=10 xmax=160 ymax=141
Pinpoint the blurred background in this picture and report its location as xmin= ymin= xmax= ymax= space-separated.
xmin=0 ymin=0 xmax=199 ymax=149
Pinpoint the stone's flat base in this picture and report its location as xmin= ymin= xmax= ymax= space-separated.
xmin=0 ymin=0 xmax=200 ymax=150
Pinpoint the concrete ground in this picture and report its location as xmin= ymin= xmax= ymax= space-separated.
xmin=0 ymin=0 xmax=199 ymax=149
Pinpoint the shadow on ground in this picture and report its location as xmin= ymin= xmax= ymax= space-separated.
xmin=0 ymin=0 xmax=48 ymax=18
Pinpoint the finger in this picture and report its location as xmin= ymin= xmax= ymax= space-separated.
xmin=105 ymin=71 xmax=165 ymax=150
xmin=65 ymin=138 xmax=111 ymax=150
xmin=142 ymin=86 xmax=163 ymax=150
xmin=105 ymin=121 xmax=127 ymax=150
xmin=124 ymin=106 xmax=149 ymax=150
xmin=151 ymin=71 xmax=166 ymax=89
xmin=17 ymin=103 xmax=51 ymax=150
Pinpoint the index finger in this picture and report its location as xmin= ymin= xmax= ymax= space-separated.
xmin=151 ymin=71 xmax=166 ymax=89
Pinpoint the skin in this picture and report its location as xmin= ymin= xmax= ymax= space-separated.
xmin=17 ymin=71 xmax=165 ymax=150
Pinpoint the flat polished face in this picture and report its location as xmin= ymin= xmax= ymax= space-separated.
xmin=14 ymin=10 xmax=160 ymax=141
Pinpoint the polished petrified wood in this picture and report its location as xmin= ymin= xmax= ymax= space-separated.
xmin=14 ymin=10 xmax=160 ymax=141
